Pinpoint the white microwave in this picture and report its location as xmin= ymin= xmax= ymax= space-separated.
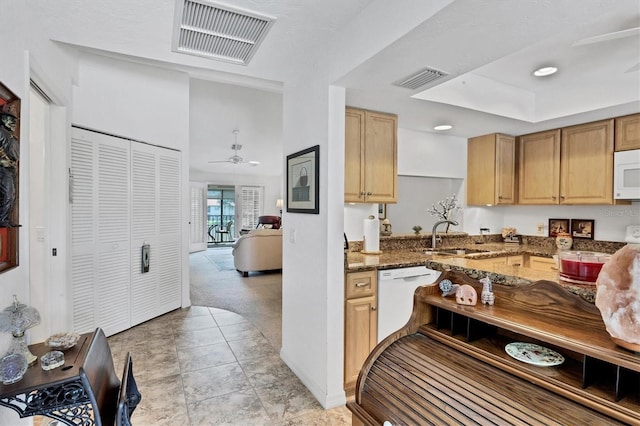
xmin=614 ymin=149 xmax=640 ymax=200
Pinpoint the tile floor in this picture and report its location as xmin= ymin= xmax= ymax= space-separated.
xmin=33 ymin=247 xmax=352 ymax=425
xmin=105 ymin=306 xmax=352 ymax=425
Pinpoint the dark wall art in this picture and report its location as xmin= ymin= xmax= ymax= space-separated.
xmin=0 ymin=81 xmax=20 ymax=272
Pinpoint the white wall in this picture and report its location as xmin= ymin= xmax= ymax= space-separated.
xmin=344 ymin=128 xmax=468 ymax=239
xmin=463 ymin=204 xmax=640 ymax=242
xmin=0 ymin=3 xmax=78 ymax=424
xmin=72 ymin=54 xmax=189 ymax=151
xmin=397 ymin=128 xmax=467 ymax=179
xmin=279 ymin=66 xmax=346 ymax=406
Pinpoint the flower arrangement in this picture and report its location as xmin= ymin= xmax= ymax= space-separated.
xmin=427 ymin=194 xmax=461 ymax=232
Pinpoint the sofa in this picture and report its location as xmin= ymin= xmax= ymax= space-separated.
xmin=231 ymin=228 xmax=283 ymax=276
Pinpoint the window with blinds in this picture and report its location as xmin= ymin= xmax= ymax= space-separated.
xmin=190 ymin=185 xmax=206 ymax=244
xmin=240 ymin=186 xmax=263 ymax=229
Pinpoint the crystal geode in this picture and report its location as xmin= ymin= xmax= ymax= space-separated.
xmin=595 ymin=244 xmax=640 ymax=352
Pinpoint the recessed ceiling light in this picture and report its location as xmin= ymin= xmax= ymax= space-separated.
xmin=433 ymin=124 xmax=453 ymax=131
xmin=533 ymin=66 xmax=558 ymax=77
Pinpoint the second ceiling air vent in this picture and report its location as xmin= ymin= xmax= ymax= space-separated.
xmin=173 ymin=0 xmax=276 ymax=65
xmin=393 ymin=67 xmax=449 ymax=90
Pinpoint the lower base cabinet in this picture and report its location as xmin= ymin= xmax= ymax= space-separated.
xmin=528 ymin=255 xmax=557 ymax=272
xmin=344 ymin=270 xmax=377 ymax=392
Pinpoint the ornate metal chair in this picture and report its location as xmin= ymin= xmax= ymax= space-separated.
xmin=116 ymin=352 xmax=141 ymax=426
xmin=216 ymin=221 xmax=233 ymax=242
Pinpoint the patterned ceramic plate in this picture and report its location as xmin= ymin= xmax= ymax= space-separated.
xmin=505 ymin=342 xmax=565 ymax=367
xmin=46 ymin=332 xmax=80 ymax=350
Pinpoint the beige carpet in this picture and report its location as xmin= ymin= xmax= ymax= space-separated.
xmin=189 ymin=246 xmax=283 ymax=349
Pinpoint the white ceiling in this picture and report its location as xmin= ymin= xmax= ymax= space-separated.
xmin=35 ymin=0 xmax=640 ymax=177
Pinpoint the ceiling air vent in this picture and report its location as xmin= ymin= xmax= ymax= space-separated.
xmin=393 ymin=67 xmax=449 ymax=90
xmin=173 ymin=0 xmax=276 ymax=65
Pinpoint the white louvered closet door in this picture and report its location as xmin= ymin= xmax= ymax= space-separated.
xmin=71 ymin=128 xmax=182 ymax=336
xmin=130 ymin=142 xmax=181 ymax=326
xmin=71 ymin=128 xmax=131 ymax=336
xmin=157 ymin=150 xmax=181 ymax=314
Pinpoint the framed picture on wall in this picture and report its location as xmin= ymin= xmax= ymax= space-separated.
xmin=571 ymin=219 xmax=595 ymax=239
xmin=548 ymin=218 xmax=569 ymax=237
xmin=0 ymin=81 xmax=20 ymax=273
xmin=286 ymin=145 xmax=319 ymax=214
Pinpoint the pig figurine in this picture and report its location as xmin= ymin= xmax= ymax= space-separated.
xmin=455 ymin=284 xmax=477 ymax=306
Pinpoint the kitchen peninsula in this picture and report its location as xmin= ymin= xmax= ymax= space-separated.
xmin=345 ymin=233 xmax=625 ymax=302
xmin=343 ymin=232 xmax=626 ymax=393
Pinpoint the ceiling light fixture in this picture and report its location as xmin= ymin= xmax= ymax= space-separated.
xmin=433 ymin=124 xmax=453 ymax=131
xmin=533 ymin=66 xmax=558 ymax=77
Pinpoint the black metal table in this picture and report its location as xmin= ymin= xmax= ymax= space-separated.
xmin=0 ymin=330 xmax=99 ymax=425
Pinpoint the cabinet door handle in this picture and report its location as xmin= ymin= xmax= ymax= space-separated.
xmin=552 ymin=195 xmax=556 ymax=200
xmin=366 ymin=192 xmax=372 ymax=196
xmin=355 ymin=282 xmax=369 ymax=287
xmin=560 ymin=195 xmax=565 ymax=199
xmin=371 ymin=306 xmax=376 ymax=311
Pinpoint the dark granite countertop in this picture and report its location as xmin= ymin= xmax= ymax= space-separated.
xmin=345 ymin=242 xmax=599 ymax=303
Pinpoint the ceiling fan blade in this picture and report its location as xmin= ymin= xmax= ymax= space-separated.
xmin=572 ymin=27 xmax=640 ymax=46
xmin=626 ymin=62 xmax=640 ymax=73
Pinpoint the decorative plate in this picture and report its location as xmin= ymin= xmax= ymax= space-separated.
xmin=505 ymin=342 xmax=565 ymax=367
xmin=0 ymin=353 xmax=28 ymax=385
xmin=46 ymin=332 xmax=81 ymax=350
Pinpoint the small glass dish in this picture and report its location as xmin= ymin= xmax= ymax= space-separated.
xmin=46 ymin=332 xmax=80 ymax=350
xmin=0 ymin=353 xmax=28 ymax=385
xmin=41 ymin=351 xmax=65 ymax=371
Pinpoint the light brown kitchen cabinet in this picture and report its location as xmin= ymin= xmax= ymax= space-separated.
xmin=518 ymin=119 xmax=614 ymax=204
xmin=467 ymin=133 xmax=516 ymax=205
xmin=518 ymin=129 xmax=561 ymax=204
xmin=560 ymin=119 xmax=614 ymax=204
xmin=615 ymin=113 xmax=640 ymax=151
xmin=344 ymin=107 xmax=397 ymax=203
xmin=473 ymin=255 xmax=524 ymax=270
xmin=528 ymin=255 xmax=556 ymax=272
xmin=344 ymin=270 xmax=377 ymax=392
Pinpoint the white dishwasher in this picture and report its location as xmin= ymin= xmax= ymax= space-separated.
xmin=377 ymin=265 xmax=441 ymax=343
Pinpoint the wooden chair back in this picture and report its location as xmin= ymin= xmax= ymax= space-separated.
xmin=78 ymin=328 xmax=120 ymax=426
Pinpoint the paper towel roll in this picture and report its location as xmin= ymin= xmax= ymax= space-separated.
xmin=363 ymin=215 xmax=380 ymax=253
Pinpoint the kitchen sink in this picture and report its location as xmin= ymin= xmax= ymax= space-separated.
xmin=419 ymin=248 xmax=490 ymax=257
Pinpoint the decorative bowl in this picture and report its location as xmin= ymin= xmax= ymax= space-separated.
xmin=46 ymin=332 xmax=80 ymax=350
xmin=0 ymin=353 xmax=28 ymax=384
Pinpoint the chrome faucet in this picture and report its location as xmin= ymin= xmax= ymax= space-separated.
xmin=431 ymin=220 xmax=459 ymax=249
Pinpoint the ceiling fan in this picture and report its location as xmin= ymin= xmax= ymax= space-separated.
xmin=208 ymin=130 xmax=260 ymax=166
xmin=572 ymin=26 xmax=640 ymax=73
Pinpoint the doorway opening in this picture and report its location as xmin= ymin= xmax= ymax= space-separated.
xmin=208 ymin=185 xmax=235 ymax=245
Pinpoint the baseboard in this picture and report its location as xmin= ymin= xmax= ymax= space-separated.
xmin=280 ymin=348 xmax=347 ymax=409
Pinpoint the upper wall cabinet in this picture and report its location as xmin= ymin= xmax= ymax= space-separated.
xmin=615 ymin=113 xmax=640 ymax=151
xmin=345 ymin=107 xmax=397 ymax=203
xmin=560 ymin=119 xmax=614 ymax=204
xmin=518 ymin=119 xmax=614 ymax=205
xmin=518 ymin=129 xmax=561 ymax=204
xmin=467 ymin=133 xmax=516 ymax=205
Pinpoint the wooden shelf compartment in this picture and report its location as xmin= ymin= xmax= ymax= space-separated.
xmin=412 ymin=272 xmax=640 ymax=425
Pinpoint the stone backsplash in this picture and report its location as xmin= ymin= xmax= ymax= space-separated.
xmin=347 ymin=233 xmax=626 ymax=254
